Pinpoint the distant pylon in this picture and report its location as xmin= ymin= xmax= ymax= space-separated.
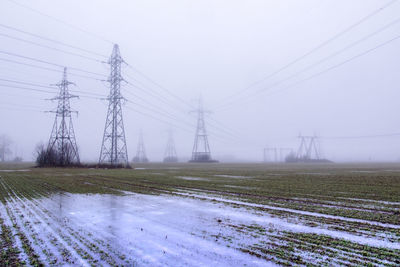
xmin=189 ymin=98 xmax=217 ymax=163
xmin=48 ymin=67 xmax=80 ymax=165
xmin=296 ymin=135 xmax=321 ymax=160
xmin=163 ymin=130 xmax=178 ymax=163
xmin=99 ymin=44 xmax=129 ymax=166
xmin=133 ymin=132 xmax=149 ymax=163
xmin=263 ymin=147 xmax=277 ymax=162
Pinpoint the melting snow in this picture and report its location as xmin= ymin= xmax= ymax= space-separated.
xmin=0 ymin=169 xmax=30 ymax=172
xmin=1 ymin=186 xmax=399 ymax=266
xmin=176 ymin=176 xmax=209 ymax=181
xmin=214 ymin=175 xmax=251 ymax=179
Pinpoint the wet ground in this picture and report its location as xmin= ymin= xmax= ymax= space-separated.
xmin=0 ymin=163 xmax=399 ymax=266
xmin=1 ymin=191 xmax=273 ymax=266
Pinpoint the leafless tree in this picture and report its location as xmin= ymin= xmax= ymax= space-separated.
xmin=0 ymin=135 xmax=12 ymax=162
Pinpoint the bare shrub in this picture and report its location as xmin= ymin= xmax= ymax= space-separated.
xmin=35 ymin=142 xmax=80 ymax=167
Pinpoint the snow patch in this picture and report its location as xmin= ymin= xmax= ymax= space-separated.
xmin=176 ymin=176 xmax=209 ymax=181
xmin=215 ymin=175 xmax=251 ymax=179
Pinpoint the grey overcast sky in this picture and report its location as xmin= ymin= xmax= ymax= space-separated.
xmin=1 ymin=0 xmax=400 ymax=162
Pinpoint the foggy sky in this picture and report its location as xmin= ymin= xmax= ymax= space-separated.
xmin=1 ymin=0 xmax=400 ymax=162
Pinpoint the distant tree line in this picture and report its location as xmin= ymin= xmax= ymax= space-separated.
xmin=285 ymin=152 xmax=332 ymax=163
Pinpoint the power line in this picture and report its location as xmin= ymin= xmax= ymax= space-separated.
xmin=126 ymin=64 xmax=194 ymax=109
xmin=126 ymin=74 xmax=227 ymax=137
xmin=125 ymin=80 xmax=200 ymax=128
xmin=0 ymin=65 xmax=63 ymax=82
xmin=1 ymin=67 xmax=235 ymax=140
xmin=125 ymin=98 xmax=193 ymax=131
xmin=0 ymin=83 xmax=54 ymax=94
xmin=0 ymin=104 xmax=43 ymax=113
xmin=0 ymin=57 xmax=103 ymax=80
xmin=206 ymin=119 xmax=240 ymax=139
xmin=124 ymin=78 xmax=240 ymax=139
xmin=6 ymin=0 xmax=113 ymax=44
xmin=0 ymin=101 xmax=44 ymax=110
xmin=124 ymin=105 xmax=193 ymax=134
xmin=216 ymin=0 xmax=398 ymax=108
xmin=73 ymin=84 xmax=106 ymax=98
xmin=124 ymin=90 xmax=195 ymax=129
xmin=0 ymin=89 xmax=46 ymax=99
xmin=0 ymin=50 xmax=106 ymax=77
xmin=124 ymin=78 xmax=187 ymax=113
xmin=124 ymin=80 xmax=207 ymax=132
xmin=0 ymin=82 xmax=101 ymax=100
xmin=0 ymin=84 xmax=235 ymax=143
xmin=124 ymin=73 xmax=191 ymax=114
xmin=0 ymin=77 xmax=55 ymax=89
xmin=0 ymin=32 xmax=103 ymax=62
xmin=125 ymin=97 xmax=235 ymax=141
xmin=4 ymin=1 xmax=236 ymax=139
xmin=0 ymin=77 xmax=106 ymax=98
xmin=124 ymin=94 xmax=238 ymax=142
xmin=124 ymin=66 xmax=240 ymax=139
xmin=125 ymin=86 xmax=240 ymax=140
xmin=262 ymin=32 xmax=400 ymax=99
xmin=0 ymin=22 xmax=108 ymax=58
xmin=219 ymin=32 xmax=400 ymax=112
xmin=322 ymin=133 xmax=400 ymax=139
xmin=218 ymin=15 xmax=400 ymax=111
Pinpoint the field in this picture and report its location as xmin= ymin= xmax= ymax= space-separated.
xmin=0 ymin=162 xmax=399 ymax=266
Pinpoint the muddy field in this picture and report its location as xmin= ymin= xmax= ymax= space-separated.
xmin=0 ymin=163 xmax=399 ymax=266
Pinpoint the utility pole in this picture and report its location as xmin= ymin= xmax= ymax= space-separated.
xmin=48 ymin=67 xmax=80 ymax=165
xmin=189 ymin=98 xmax=217 ymax=163
xmin=132 ymin=131 xmax=149 ymax=163
xmin=163 ymin=130 xmax=178 ymax=163
xmin=99 ymin=44 xmax=129 ymax=166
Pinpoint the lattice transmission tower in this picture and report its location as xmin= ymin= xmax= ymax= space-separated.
xmin=189 ymin=98 xmax=217 ymax=163
xmin=99 ymin=44 xmax=129 ymax=166
xmin=263 ymin=147 xmax=277 ymax=163
xmin=296 ymin=135 xmax=321 ymax=161
xmin=163 ymin=130 xmax=178 ymax=163
xmin=48 ymin=67 xmax=80 ymax=165
xmin=132 ymin=131 xmax=149 ymax=163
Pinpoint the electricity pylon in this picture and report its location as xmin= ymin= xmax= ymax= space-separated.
xmin=99 ymin=44 xmax=129 ymax=166
xmin=189 ymin=98 xmax=217 ymax=163
xmin=263 ymin=147 xmax=277 ymax=162
xmin=132 ymin=131 xmax=149 ymax=163
xmin=48 ymin=67 xmax=80 ymax=165
xmin=296 ymin=135 xmax=321 ymax=160
xmin=163 ymin=130 xmax=178 ymax=163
